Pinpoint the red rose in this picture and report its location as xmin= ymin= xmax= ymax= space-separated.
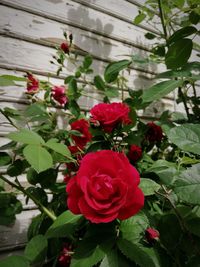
xmin=52 ymin=85 xmax=68 ymax=105
xmin=66 ymin=150 xmax=144 ymax=223
xmin=145 ymin=227 xmax=159 ymax=243
xmin=60 ymin=42 xmax=69 ymax=54
xmin=58 ymin=243 xmax=72 ymax=267
xmin=26 ymin=73 xmax=39 ymax=94
xmin=90 ymin=102 xmax=132 ymax=133
xmin=146 ymin=122 xmax=163 ymax=142
xmin=70 ymin=119 xmax=92 ymax=148
xmin=128 ymin=145 xmax=142 ymax=163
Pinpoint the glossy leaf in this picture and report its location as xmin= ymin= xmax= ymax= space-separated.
xmin=24 ymin=235 xmax=48 ymax=264
xmin=94 ymin=75 xmax=105 ymax=91
xmin=142 ymin=80 xmax=183 ymax=103
xmin=104 ymin=60 xmax=131 ymax=83
xmin=0 ymin=152 xmax=11 ymax=166
xmin=119 ymin=212 xmax=149 ymax=242
xmin=168 ymin=26 xmax=197 ymax=45
xmin=139 ymin=178 xmax=161 ymax=196
xmin=117 ymin=239 xmax=161 ymax=267
xmin=46 ymin=210 xmax=82 ymax=238
xmin=100 ymin=248 xmax=131 ymax=267
xmin=45 ymin=139 xmax=71 ymax=158
xmin=133 ymin=13 xmax=146 ymax=25
xmin=167 ymin=124 xmax=200 ymax=155
xmin=23 ymin=145 xmax=53 ymax=173
xmin=0 ymin=256 xmax=29 ymax=267
xmin=165 ymin=39 xmax=193 ymax=69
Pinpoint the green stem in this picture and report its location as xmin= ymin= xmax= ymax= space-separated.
xmin=0 ymin=175 xmax=57 ymax=221
xmin=157 ymin=0 xmax=168 ymax=41
xmin=0 ymin=108 xmax=19 ymax=129
xmin=178 ymin=87 xmax=190 ymax=121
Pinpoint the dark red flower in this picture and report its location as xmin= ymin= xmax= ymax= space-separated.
xmin=146 ymin=122 xmax=163 ymax=142
xmin=60 ymin=42 xmax=69 ymax=54
xmin=26 ymin=73 xmax=39 ymax=94
xmin=66 ymin=150 xmax=144 ymax=223
xmin=145 ymin=227 xmax=160 ymax=243
xmin=52 ymin=85 xmax=68 ymax=105
xmin=70 ymin=119 xmax=92 ymax=148
xmin=58 ymin=243 xmax=72 ymax=267
xmin=90 ymin=102 xmax=132 ymax=133
xmin=128 ymin=145 xmax=142 ymax=163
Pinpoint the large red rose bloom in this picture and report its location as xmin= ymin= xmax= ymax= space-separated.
xmin=66 ymin=150 xmax=144 ymax=223
xmin=90 ymin=102 xmax=132 ymax=133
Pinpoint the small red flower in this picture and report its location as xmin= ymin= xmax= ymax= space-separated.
xmin=26 ymin=73 xmax=39 ymax=94
xmin=52 ymin=85 xmax=68 ymax=105
xmin=128 ymin=145 xmax=142 ymax=163
xmin=90 ymin=102 xmax=132 ymax=133
xmin=58 ymin=243 xmax=72 ymax=267
xmin=146 ymin=122 xmax=163 ymax=142
xmin=145 ymin=227 xmax=160 ymax=243
xmin=60 ymin=42 xmax=69 ymax=54
xmin=70 ymin=119 xmax=92 ymax=148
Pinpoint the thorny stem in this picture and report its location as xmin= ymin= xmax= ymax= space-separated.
xmin=156 ymin=186 xmax=200 ymax=256
xmin=0 ymin=175 xmax=57 ymax=221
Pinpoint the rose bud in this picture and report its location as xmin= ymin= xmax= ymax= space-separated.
xmin=26 ymin=73 xmax=39 ymax=94
xmin=58 ymin=243 xmax=72 ymax=267
xmin=60 ymin=42 xmax=69 ymax=54
xmin=145 ymin=227 xmax=160 ymax=244
xmin=145 ymin=122 xmax=163 ymax=142
xmin=128 ymin=145 xmax=142 ymax=163
xmin=52 ymin=85 xmax=68 ymax=105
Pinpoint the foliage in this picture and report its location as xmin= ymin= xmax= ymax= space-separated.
xmin=0 ymin=1 xmax=200 ymax=266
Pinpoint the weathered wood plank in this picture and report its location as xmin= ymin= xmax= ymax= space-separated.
xmin=0 ymin=0 xmax=157 ymax=50
xmin=0 ymin=5 xmax=158 ymax=65
xmin=0 ymin=209 xmax=40 ymax=252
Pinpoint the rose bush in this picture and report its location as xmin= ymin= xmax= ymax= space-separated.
xmin=0 ymin=1 xmax=200 ymax=266
xmin=67 ymin=150 xmax=144 ymax=223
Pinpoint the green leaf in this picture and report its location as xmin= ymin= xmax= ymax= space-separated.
xmin=145 ymin=32 xmax=157 ymax=40
xmin=139 ymin=178 xmax=161 ymax=196
xmin=23 ymin=145 xmax=53 ymax=173
xmin=46 ymin=210 xmax=82 ymax=238
xmin=119 ymin=211 xmax=149 ymax=243
xmin=117 ymin=239 xmax=161 ymax=267
xmin=165 ymin=39 xmax=193 ymax=69
xmin=7 ymin=159 xmax=28 ymax=177
xmin=68 ymin=100 xmax=80 ymax=118
xmin=173 ymin=163 xmax=200 ymax=205
xmin=0 ymin=152 xmax=11 ymax=166
xmin=104 ymin=60 xmax=131 ymax=83
xmin=24 ymin=235 xmax=48 ymax=264
xmin=94 ymin=75 xmax=105 ymax=91
xmin=83 ymin=55 xmax=93 ymax=69
xmin=186 ymin=217 xmax=200 ymax=237
xmin=142 ymin=80 xmax=183 ymax=103
xmin=0 ymin=75 xmax=26 ymax=87
xmin=146 ymin=160 xmax=178 ymax=185
xmin=68 ymin=78 xmax=79 ymax=100
xmin=168 ymin=26 xmax=197 ymax=45
xmin=167 ymin=124 xmax=200 ymax=155
xmin=156 ymin=69 xmax=191 ymax=78
xmin=133 ymin=13 xmax=146 ymax=25
xmin=45 ymin=139 xmax=71 ymax=158
xmin=105 ymin=87 xmax=119 ymax=98
xmin=8 ymin=129 xmax=45 ymax=145
xmin=71 ymin=223 xmax=116 ymax=267
xmin=27 ymin=168 xmax=57 ymax=188
xmin=100 ymin=248 xmax=131 ymax=267
xmin=0 ymin=256 xmax=29 ymax=267
xmin=189 ymin=11 xmax=200 ymax=25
